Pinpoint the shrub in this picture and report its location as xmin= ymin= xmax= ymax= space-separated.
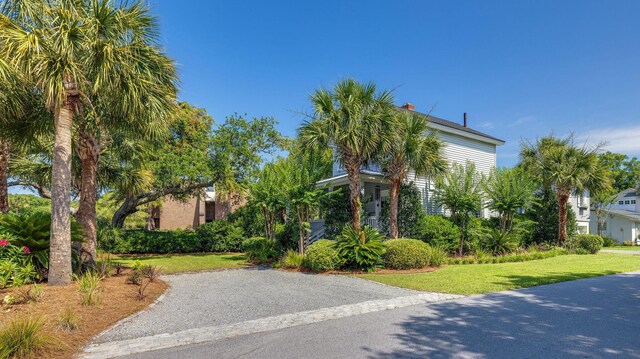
xmin=56 ymin=309 xmax=79 ymax=331
xmin=445 ymin=247 xmax=568 ymax=265
xmin=195 ymin=221 xmax=245 ymax=252
xmin=0 ymin=316 xmax=53 ymax=359
xmin=336 ymin=226 xmax=385 ymax=272
xmin=303 ymin=240 xmax=342 ymax=272
xmin=96 ymin=258 xmax=113 ymax=278
xmin=416 ymin=215 xmax=461 ymax=254
xmin=76 ymin=271 xmax=102 ymax=306
xmin=622 ymin=240 xmax=633 ymax=246
xmin=242 ymin=237 xmax=280 ymax=263
xmin=601 ymin=236 xmax=617 ymax=247
xmin=566 ymin=234 xmax=604 ymax=254
xmin=379 ymin=183 xmax=427 ymax=238
xmin=479 ymin=229 xmax=519 ymax=255
xmin=382 ymin=239 xmax=430 ymax=269
xmin=278 ymin=250 xmax=304 ymax=269
xmin=426 ymin=245 xmax=448 ymax=267
xmin=98 ymin=229 xmax=203 ymax=254
xmin=0 ymin=242 xmax=38 ymax=288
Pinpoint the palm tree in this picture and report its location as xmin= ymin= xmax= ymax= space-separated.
xmin=299 ymin=79 xmax=394 ymax=231
xmin=520 ymin=135 xmax=611 ymax=243
xmin=483 ymin=167 xmax=536 ymax=231
xmin=434 ymin=162 xmax=483 ymax=256
xmin=0 ymin=0 xmax=176 ymax=285
xmin=380 ymin=111 xmax=445 ymax=238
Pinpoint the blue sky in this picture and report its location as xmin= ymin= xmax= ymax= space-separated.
xmin=154 ymin=0 xmax=640 ymax=167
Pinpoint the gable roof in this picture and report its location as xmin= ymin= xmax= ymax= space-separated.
xmin=619 ymin=188 xmax=639 ymax=198
xmin=397 ymin=106 xmax=505 ymax=144
xmin=608 ymin=209 xmax=640 ymax=222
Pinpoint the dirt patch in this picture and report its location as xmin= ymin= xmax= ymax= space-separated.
xmin=0 ymin=274 xmax=168 ymax=359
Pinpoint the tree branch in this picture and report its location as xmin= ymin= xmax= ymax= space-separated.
xmin=8 ymin=181 xmax=52 ymax=199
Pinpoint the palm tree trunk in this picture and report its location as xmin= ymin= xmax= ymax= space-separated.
xmin=76 ymin=128 xmax=99 ymax=268
xmin=345 ymin=161 xmax=362 ymax=232
xmin=48 ymin=103 xmax=75 ymax=286
xmin=389 ymin=178 xmax=401 ymax=238
xmin=556 ymin=191 xmax=570 ymax=244
xmin=0 ymin=141 xmax=9 ymax=214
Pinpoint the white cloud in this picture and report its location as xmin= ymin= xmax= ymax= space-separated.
xmin=508 ymin=116 xmax=535 ymax=127
xmin=480 ymin=122 xmax=495 ymax=129
xmin=576 ymin=125 xmax=640 ymax=154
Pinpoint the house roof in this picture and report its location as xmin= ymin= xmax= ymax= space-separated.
xmin=608 ymin=209 xmax=640 ymax=222
xmin=397 ymin=106 xmax=505 ymax=144
xmin=619 ymin=188 xmax=639 ymax=198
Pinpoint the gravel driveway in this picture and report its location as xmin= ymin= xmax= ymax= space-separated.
xmin=93 ymin=268 xmax=420 ymax=343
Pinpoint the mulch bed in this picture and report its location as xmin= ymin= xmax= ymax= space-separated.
xmin=0 ymin=272 xmax=168 ymax=359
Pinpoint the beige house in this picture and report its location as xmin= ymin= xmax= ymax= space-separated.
xmin=148 ymin=188 xmax=244 ymax=230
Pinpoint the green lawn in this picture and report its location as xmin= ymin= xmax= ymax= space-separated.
xmin=355 ymin=254 xmax=640 ymax=295
xmin=604 ymin=246 xmax=640 ymax=251
xmin=109 ymin=253 xmax=249 ymax=274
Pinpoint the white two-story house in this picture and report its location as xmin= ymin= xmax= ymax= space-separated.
xmin=589 ymin=188 xmax=639 ymax=244
xmin=313 ymin=103 xmax=505 ymax=235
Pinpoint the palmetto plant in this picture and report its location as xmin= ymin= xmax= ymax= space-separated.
xmin=483 ymin=167 xmax=536 ymax=231
xmin=479 ymin=228 xmax=519 ymax=255
xmin=520 ymin=135 xmax=611 ymax=243
xmin=380 ymin=111 xmax=445 ymax=238
xmin=336 ymin=226 xmax=386 ymax=272
xmin=299 ymin=79 xmax=395 ymax=231
xmin=0 ymin=0 xmax=176 ymax=283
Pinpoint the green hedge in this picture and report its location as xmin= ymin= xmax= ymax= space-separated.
xmin=242 ymin=237 xmax=281 ymax=263
xmin=446 ymin=248 xmax=568 ymax=265
xmin=98 ymin=221 xmax=245 ymax=254
xmin=566 ymin=234 xmax=604 ymax=254
xmin=303 ymin=240 xmax=342 ymax=272
xmin=382 ymin=239 xmax=430 ymax=269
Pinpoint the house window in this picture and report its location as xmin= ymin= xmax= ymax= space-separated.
xmin=619 ymin=201 xmax=624 ymax=205
xmin=603 ymin=222 xmax=607 ymax=230
xmin=625 ymin=200 xmax=630 ymax=204
xmin=579 ymin=208 xmax=584 ymax=216
xmin=632 ymin=200 xmax=637 ymax=204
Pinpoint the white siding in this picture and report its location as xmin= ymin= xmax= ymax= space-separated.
xmin=589 ymin=211 xmax=639 ymax=244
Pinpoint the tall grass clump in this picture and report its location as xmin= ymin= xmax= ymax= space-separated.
xmin=76 ymin=271 xmax=103 ymax=306
xmin=0 ymin=316 xmax=53 ymax=359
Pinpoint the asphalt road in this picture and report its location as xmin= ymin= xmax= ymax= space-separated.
xmin=122 ymin=271 xmax=640 ymax=359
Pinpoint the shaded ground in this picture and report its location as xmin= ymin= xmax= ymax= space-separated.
xmin=125 ymin=271 xmax=640 ymax=359
xmin=110 ymin=253 xmax=248 ymax=274
xmin=93 ymin=267 xmax=419 ymax=343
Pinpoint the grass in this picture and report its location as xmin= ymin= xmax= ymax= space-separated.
xmin=355 ymin=253 xmax=640 ymax=295
xmin=111 ymin=253 xmax=248 ymax=274
xmin=604 ymin=246 xmax=640 ymax=251
xmin=0 ymin=316 xmax=54 ymax=359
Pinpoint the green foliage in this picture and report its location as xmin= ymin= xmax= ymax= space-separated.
xmin=483 ymin=167 xmax=536 ymax=231
xmin=446 ymin=247 xmax=568 ymax=265
xmin=382 ymin=239 xmax=430 ymax=269
xmin=336 ymin=226 xmax=385 ymax=272
xmin=319 ymin=188 xmax=351 ymax=239
xmin=76 ymin=271 xmax=103 ymax=306
xmin=622 ymin=241 xmax=634 ymax=246
xmin=478 ymin=228 xmax=520 ymax=255
xmin=379 ymin=183 xmax=428 ymax=238
xmin=416 ymin=215 xmax=461 ymax=254
xmin=566 ymin=234 xmax=604 ymax=254
xmin=434 ymin=162 xmax=484 ymax=255
xmin=0 ymin=316 xmax=53 ymax=359
xmin=227 ymin=204 xmax=264 ymax=238
xmin=96 ymin=193 xmax=148 ymax=229
xmin=251 ymin=159 xmax=290 ymax=240
xmin=303 ymin=240 xmax=342 ymax=272
xmin=98 ymin=228 xmax=202 ymax=254
xmin=7 ymin=195 xmax=50 ymax=215
xmin=0 ymin=243 xmax=38 ymax=288
xmin=525 ymin=189 xmax=578 ymax=244
xmin=242 ymin=237 xmax=281 ymax=263
xmin=195 ymin=221 xmax=245 ymax=252
xmin=13 ymin=284 xmax=45 ymax=304
xmin=278 ymin=250 xmax=304 ymax=269
xmin=426 ymin=246 xmax=448 ymax=267
xmin=601 ymin=236 xmax=617 ymax=247
xmin=598 ymin=151 xmax=640 ymax=192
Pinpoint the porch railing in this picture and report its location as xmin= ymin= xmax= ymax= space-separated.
xmin=364 ymin=216 xmax=378 ymax=230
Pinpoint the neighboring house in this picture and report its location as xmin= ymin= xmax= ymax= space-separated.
xmin=589 ymin=188 xmax=640 ymax=244
xmin=313 ymin=103 xmax=505 ymax=236
xmin=569 ymin=191 xmax=591 ymax=234
xmin=147 ymin=188 xmax=244 ymax=230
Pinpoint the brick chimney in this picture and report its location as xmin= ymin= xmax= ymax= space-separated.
xmin=401 ymin=103 xmax=415 ymax=111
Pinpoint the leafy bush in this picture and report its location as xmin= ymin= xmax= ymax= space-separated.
xmin=525 ymin=189 xmax=578 ymax=245
xmin=0 ymin=242 xmax=38 ymax=288
xmin=416 ymin=215 xmax=461 ymax=254
xmin=0 ymin=316 xmax=53 ymax=359
xmin=566 ymin=234 xmax=604 ymax=254
xmin=318 ymin=189 xmax=351 ymax=239
xmin=242 ymin=237 xmax=281 ymax=263
xmin=336 ymin=226 xmax=385 ymax=272
xmin=303 ymin=240 xmax=342 ymax=272
xmin=446 ymin=247 xmax=568 ymax=265
xmin=379 ymin=183 xmax=428 ymax=238
xmin=622 ymin=240 xmax=633 ymax=246
xmin=76 ymin=271 xmax=102 ymax=306
xmin=479 ymin=229 xmax=519 ymax=255
xmin=278 ymin=250 xmax=304 ymax=269
xmin=426 ymin=245 xmax=448 ymax=267
xmin=382 ymin=239 xmax=430 ymax=269
xmin=227 ymin=203 xmax=264 ymax=238
xmin=195 ymin=221 xmax=245 ymax=252
xmin=98 ymin=228 xmax=202 ymax=254
xmin=0 ymin=212 xmax=83 ymax=272
xmin=601 ymin=236 xmax=617 ymax=247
